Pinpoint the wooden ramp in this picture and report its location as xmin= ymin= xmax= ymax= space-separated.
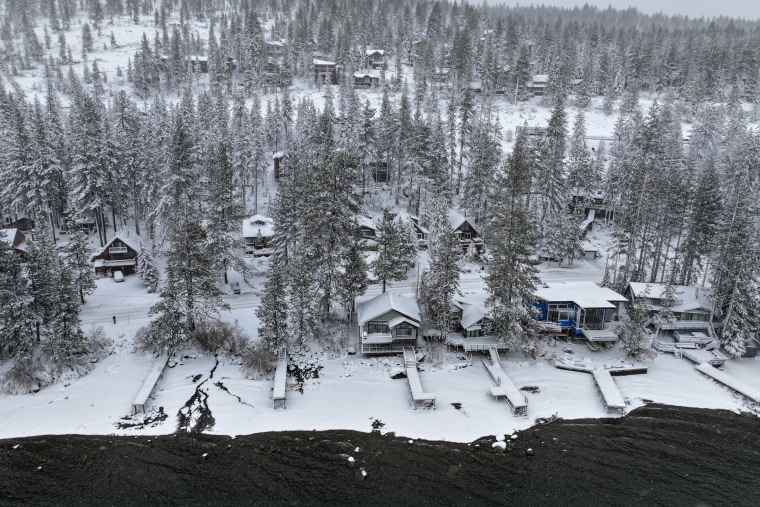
xmin=132 ymin=354 xmax=168 ymax=414
xmin=273 ymin=349 xmax=288 ymax=409
xmin=695 ymin=363 xmax=760 ymax=404
xmin=403 ymin=348 xmax=436 ymax=408
xmin=483 ymin=346 xmax=528 ymax=416
xmin=592 ymin=369 xmax=626 ymax=414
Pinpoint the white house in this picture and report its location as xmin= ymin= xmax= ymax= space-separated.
xmin=356 ymin=292 xmax=421 ymax=355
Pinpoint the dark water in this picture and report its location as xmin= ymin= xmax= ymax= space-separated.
xmin=1 ymin=404 xmax=758 ymax=506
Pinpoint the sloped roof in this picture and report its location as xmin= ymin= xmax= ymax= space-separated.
xmin=366 ymin=49 xmax=385 ymax=56
xmin=533 ymin=281 xmax=627 ymax=309
xmin=242 ymin=215 xmax=274 ymax=238
xmin=90 ymin=234 xmax=140 ymax=261
xmin=448 ymin=209 xmax=478 ymax=235
xmin=356 ymin=292 xmax=421 ymax=326
xmin=356 ymin=215 xmax=377 ymax=230
xmin=627 ymin=282 xmax=711 ymax=312
xmin=461 ymin=303 xmax=490 ymax=330
xmin=314 ymin=59 xmax=336 ymax=66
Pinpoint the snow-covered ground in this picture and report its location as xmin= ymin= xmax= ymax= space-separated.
xmin=2 ymin=247 xmax=758 ymax=443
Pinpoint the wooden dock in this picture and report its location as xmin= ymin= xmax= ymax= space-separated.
xmin=403 ymin=348 xmax=436 ymax=408
xmin=695 ymin=363 xmax=760 ymax=404
xmin=132 ymin=354 xmax=168 ymax=414
xmin=592 ymin=369 xmax=626 ymax=414
xmin=273 ymin=349 xmax=288 ymax=409
xmin=483 ymin=347 xmax=528 ymax=416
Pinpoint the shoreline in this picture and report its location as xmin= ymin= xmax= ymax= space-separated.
xmin=2 ymin=404 xmax=758 ymax=505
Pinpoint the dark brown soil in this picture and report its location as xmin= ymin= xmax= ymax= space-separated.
xmin=1 ymin=404 xmax=758 ymax=506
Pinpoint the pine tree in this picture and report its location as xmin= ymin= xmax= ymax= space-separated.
xmin=44 ymin=261 xmax=86 ymax=362
xmin=619 ymin=287 xmax=650 ymax=357
xmin=147 ymin=205 xmax=230 ymax=352
xmin=337 ymin=232 xmax=370 ymax=316
xmin=422 ymin=197 xmax=463 ymax=338
xmin=62 ymin=217 xmax=96 ymax=305
xmin=137 ymin=239 xmax=159 ymax=291
xmin=0 ymin=240 xmax=36 ymax=360
xmin=205 ymin=143 xmax=246 ymax=284
xmin=372 ymin=211 xmax=413 ymax=293
xmin=484 ymin=138 xmax=541 ymax=356
xmin=256 ymin=262 xmax=289 ymax=352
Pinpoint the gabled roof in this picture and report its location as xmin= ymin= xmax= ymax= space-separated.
xmin=461 ymin=303 xmax=490 ymax=330
xmin=448 ymin=209 xmax=478 ymax=235
xmin=353 ymin=70 xmax=382 ymax=79
xmin=366 ymin=49 xmax=385 ymax=56
xmin=533 ymin=282 xmax=627 ymax=309
xmin=627 ymin=282 xmax=711 ymax=313
xmin=356 ymin=215 xmax=377 ymax=231
xmin=356 ymin=292 xmax=421 ymax=326
xmin=90 ymin=234 xmax=140 ymax=261
xmin=243 ymin=215 xmax=274 ymax=238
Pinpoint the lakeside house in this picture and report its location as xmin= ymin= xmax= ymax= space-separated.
xmin=356 ymin=292 xmax=421 ymax=355
xmin=531 ymin=281 xmax=628 ymax=343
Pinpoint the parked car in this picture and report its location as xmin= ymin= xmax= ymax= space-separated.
xmin=231 ymin=282 xmax=241 ymax=294
xmin=113 ymin=270 xmax=124 ymax=282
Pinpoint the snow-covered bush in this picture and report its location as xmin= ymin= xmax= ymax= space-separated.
xmin=239 ymin=341 xmax=276 ymax=380
xmin=192 ymin=320 xmax=250 ymax=356
xmin=425 ymin=339 xmax=446 ymax=368
xmin=1 ymin=358 xmax=52 ymax=394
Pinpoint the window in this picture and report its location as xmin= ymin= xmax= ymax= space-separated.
xmin=367 ymin=321 xmax=389 ymax=334
xmin=547 ymin=303 xmax=572 ymax=323
xmin=395 ymin=325 xmax=413 ymax=337
xmin=466 ymin=329 xmax=480 ymax=338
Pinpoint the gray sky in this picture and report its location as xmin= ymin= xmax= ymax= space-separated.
xmin=488 ymin=1 xmax=760 ymax=21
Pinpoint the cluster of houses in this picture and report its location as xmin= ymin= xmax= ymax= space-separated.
xmin=354 ymin=279 xmax=759 ymax=359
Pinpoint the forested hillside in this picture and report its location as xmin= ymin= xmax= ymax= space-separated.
xmin=0 ymin=0 xmax=758 ymax=386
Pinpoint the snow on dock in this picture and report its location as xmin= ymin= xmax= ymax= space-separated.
xmin=591 ymin=369 xmax=626 ymax=414
xmin=483 ymin=347 xmax=528 ymax=416
xmin=403 ymin=348 xmax=436 ymax=408
xmin=132 ymin=354 xmax=168 ymax=414
xmin=695 ymin=363 xmax=760 ymax=404
xmin=273 ymin=349 xmax=288 ymax=409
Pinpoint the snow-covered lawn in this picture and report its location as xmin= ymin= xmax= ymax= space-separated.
xmin=2 ymin=273 xmax=758 ymax=442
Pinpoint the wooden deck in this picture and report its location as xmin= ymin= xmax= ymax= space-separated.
xmin=132 ymin=354 xmax=168 ymax=414
xmin=273 ymin=349 xmax=288 ymax=409
xmin=483 ymin=347 xmax=528 ymax=416
xmin=403 ymin=348 xmax=436 ymax=408
xmin=591 ymin=369 xmax=626 ymax=414
xmin=695 ymin=363 xmax=760 ymax=404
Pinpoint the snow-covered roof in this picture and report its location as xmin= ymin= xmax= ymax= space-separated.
xmin=356 ymin=292 xmax=421 ymax=326
xmin=461 ymin=303 xmax=490 ymax=330
xmin=2 ymin=228 xmax=19 ymax=246
xmin=534 ymin=282 xmax=627 ymax=309
xmin=366 ymin=49 xmax=385 ymax=56
xmin=532 ymin=74 xmax=549 ymax=84
xmin=353 ymin=70 xmax=382 ymax=79
xmin=627 ymin=282 xmax=711 ymax=312
xmin=356 ymin=215 xmax=377 ymax=230
xmin=90 ymin=235 xmax=140 ymax=261
xmin=448 ymin=210 xmax=478 ymax=234
xmin=392 ymin=211 xmax=429 ymax=234
xmin=314 ymin=59 xmax=336 ymax=66
xmin=242 ymin=215 xmax=274 ymax=238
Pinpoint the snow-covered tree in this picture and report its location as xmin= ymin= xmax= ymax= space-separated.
xmin=619 ymin=286 xmax=650 ymax=357
xmin=372 ymin=211 xmax=414 ymax=293
xmin=256 ymin=262 xmax=289 ymax=352
xmin=137 ymin=239 xmax=159 ymax=291
xmin=484 ymin=134 xmax=541 ymax=356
